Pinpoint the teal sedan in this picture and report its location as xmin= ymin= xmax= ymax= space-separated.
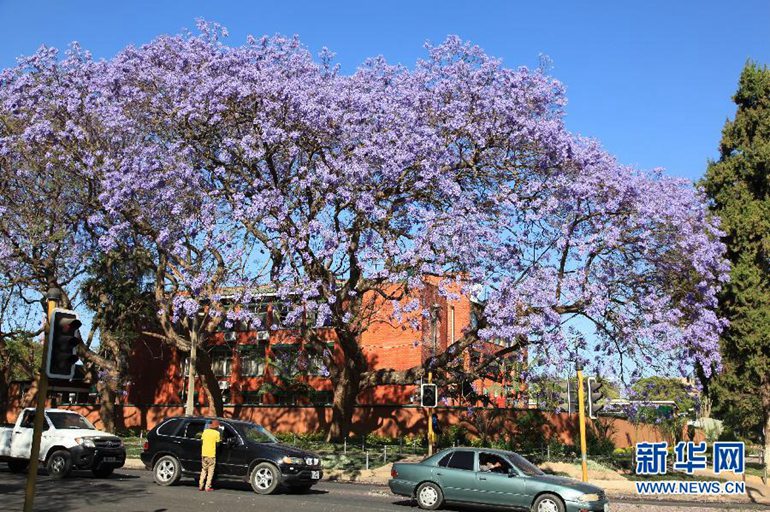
xmin=389 ymin=448 xmax=609 ymax=512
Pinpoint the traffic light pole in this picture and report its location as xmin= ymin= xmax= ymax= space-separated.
xmin=24 ymin=288 xmax=60 ymax=512
xmin=576 ymin=364 xmax=588 ymax=483
xmin=427 ymin=371 xmax=434 ymax=456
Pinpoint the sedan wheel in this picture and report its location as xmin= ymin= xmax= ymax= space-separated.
xmin=153 ymin=455 xmax=181 ymax=486
xmin=415 ymin=482 xmax=443 ymax=510
xmin=532 ymin=493 xmax=565 ymax=512
xmin=250 ymin=462 xmax=280 ymax=494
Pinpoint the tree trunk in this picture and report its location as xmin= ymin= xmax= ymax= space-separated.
xmin=764 ymin=406 xmax=770 ymax=485
xmin=196 ymin=350 xmax=224 ymax=417
xmin=0 ymin=368 xmax=9 ymax=423
xmin=98 ymin=377 xmax=117 ymax=433
xmin=327 ymin=362 xmax=362 ymax=442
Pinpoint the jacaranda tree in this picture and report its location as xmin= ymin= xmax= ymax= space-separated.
xmin=1 ymin=23 xmax=728 ymax=439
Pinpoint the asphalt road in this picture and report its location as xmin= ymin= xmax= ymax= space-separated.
xmin=0 ymin=467 xmax=767 ymax=512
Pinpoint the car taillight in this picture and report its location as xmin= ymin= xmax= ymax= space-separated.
xmin=143 ymin=441 xmax=149 ymax=451
xmin=391 ymin=467 xmax=398 ymax=478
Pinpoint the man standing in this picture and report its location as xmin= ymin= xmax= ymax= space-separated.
xmin=199 ymin=419 xmax=221 ymax=491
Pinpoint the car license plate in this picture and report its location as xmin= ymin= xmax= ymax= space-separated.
xmin=311 ymin=471 xmax=320 ymax=480
xmin=603 ymin=504 xmax=610 ymax=512
xmin=102 ymin=457 xmax=117 ymax=463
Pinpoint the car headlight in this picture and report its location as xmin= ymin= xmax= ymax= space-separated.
xmin=75 ymin=437 xmax=96 ymax=448
xmin=282 ymin=456 xmax=305 ymax=465
xmin=577 ymin=493 xmax=601 ymax=502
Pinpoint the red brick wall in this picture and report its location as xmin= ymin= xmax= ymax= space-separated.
xmin=125 ymin=277 xmax=479 ymax=407
xmin=20 ymin=402 xmax=692 ymax=449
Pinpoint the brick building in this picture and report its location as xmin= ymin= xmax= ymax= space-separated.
xmin=126 ymin=276 xmax=526 ymax=409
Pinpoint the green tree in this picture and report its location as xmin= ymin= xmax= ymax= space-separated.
xmin=630 ymin=376 xmax=698 ymax=444
xmin=701 ymin=62 xmax=770 ymax=472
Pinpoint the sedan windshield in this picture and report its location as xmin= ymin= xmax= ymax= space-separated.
xmin=239 ymin=422 xmax=278 ymax=443
xmin=48 ymin=412 xmax=95 ymax=430
xmin=509 ymin=453 xmax=544 ymax=476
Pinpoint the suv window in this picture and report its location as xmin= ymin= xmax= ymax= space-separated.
xmin=447 ymin=451 xmax=475 ymax=471
xmin=221 ymin=424 xmax=238 ymax=443
xmin=156 ymin=418 xmax=183 ymax=436
xmin=183 ymin=421 xmax=207 ymax=440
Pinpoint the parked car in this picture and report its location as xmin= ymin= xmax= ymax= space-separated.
xmin=389 ymin=447 xmax=609 ymax=512
xmin=140 ymin=416 xmax=323 ymax=494
xmin=0 ymin=408 xmax=125 ymax=478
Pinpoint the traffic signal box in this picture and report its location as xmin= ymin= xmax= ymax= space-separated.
xmin=46 ymin=309 xmax=82 ymax=380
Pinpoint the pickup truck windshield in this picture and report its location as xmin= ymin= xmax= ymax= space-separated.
xmin=48 ymin=412 xmax=95 ymax=430
xmin=239 ymin=423 xmax=277 ymax=443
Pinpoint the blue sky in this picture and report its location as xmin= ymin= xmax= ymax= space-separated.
xmin=1 ymin=0 xmax=768 ymax=182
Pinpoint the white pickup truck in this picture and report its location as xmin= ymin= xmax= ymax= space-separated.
xmin=0 ymin=408 xmax=126 ymax=478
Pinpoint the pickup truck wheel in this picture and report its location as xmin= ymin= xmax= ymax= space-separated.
xmin=46 ymin=450 xmax=72 ymax=479
xmin=8 ymin=460 xmax=28 ymax=473
xmin=249 ymin=462 xmax=280 ymax=494
xmin=415 ymin=482 xmax=444 ymax=510
xmin=92 ymin=467 xmax=114 ymax=478
xmin=153 ymin=455 xmax=181 ymax=486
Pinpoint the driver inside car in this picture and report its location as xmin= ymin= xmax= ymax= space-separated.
xmin=479 ymin=455 xmax=507 ymax=473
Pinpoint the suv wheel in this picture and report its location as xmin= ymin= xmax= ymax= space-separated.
xmin=153 ymin=455 xmax=181 ymax=486
xmin=46 ymin=450 xmax=72 ymax=479
xmin=415 ymin=482 xmax=444 ymax=510
xmin=249 ymin=462 xmax=280 ymax=494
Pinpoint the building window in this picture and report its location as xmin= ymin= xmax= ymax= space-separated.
xmin=241 ymin=391 xmax=263 ymax=404
xmin=239 ymin=343 xmax=267 ymax=377
xmin=273 ymin=390 xmax=298 ymax=405
xmin=309 ymin=390 xmax=333 ymax=405
xmin=305 ymin=308 xmax=333 ymax=328
xmin=448 ymin=306 xmax=455 ymax=344
xmin=249 ymin=303 xmax=269 ymax=331
xmin=211 ymin=350 xmax=232 ymax=378
xmin=271 ymin=344 xmax=301 ymax=379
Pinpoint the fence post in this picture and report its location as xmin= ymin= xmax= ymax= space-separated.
xmin=292 ymin=433 xmax=296 ymax=445
xmin=366 ymin=451 xmax=369 ymax=470
xmin=344 ymin=437 xmax=347 ymax=455
xmin=383 ymin=445 xmax=387 ymax=462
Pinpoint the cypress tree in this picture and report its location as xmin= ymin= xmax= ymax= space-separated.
xmin=702 ymin=61 xmax=770 ymax=476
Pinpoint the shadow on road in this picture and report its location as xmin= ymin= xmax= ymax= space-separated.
xmin=0 ymin=467 xmax=149 ymax=512
xmin=174 ymin=475 xmax=329 ymax=495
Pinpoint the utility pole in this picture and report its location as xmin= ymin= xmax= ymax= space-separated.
xmin=427 ymin=304 xmax=440 ymax=456
xmin=576 ymin=362 xmax=588 ymax=483
xmin=24 ymin=288 xmax=60 ymax=512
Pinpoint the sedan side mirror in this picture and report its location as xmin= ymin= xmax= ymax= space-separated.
xmin=507 ymin=469 xmax=517 ymax=478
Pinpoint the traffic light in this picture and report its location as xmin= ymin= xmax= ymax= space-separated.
xmin=558 ymin=378 xmax=578 ymax=414
xmin=421 ymin=383 xmax=438 ymax=407
xmin=586 ymin=376 xmax=605 ymax=419
xmin=46 ymin=309 xmax=82 ymax=379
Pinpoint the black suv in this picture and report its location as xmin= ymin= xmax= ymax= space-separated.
xmin=140 ymin=416 xmax=323 ymax=494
